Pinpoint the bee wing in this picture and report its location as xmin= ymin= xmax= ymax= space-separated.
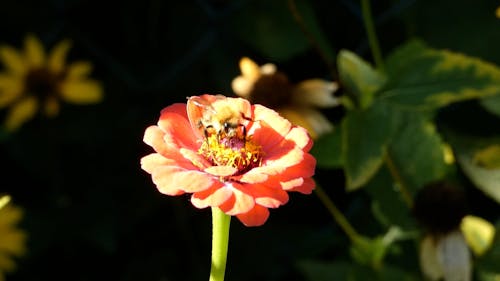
xmin=186 ymin=95 xmax=218 ymax=138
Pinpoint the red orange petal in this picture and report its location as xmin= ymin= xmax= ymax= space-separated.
xmin=251 ymin=183 xmax=289 ymax=208
xmin=236 ymin=172 xmax=267 ymax=184
xmin=286 ymin=177 xmax=316 ymax=194
xmin=151 ymin=165 xmax=215 ymax=195
xmin=143 ymin=125 xmax=169 ymax=156
xmin=251 ymin=123 xmax=285 ymax=153
xmin=191 ymin=183 xmax=231 ymax=208
xmin=239 ymin=166 xmax=285 ymax=183
xmin=285 ymin=126 xmax=313 ymax=152
xmin=280 ymin=178 xmax=304 ymax=190
xmin=236 ymin=205 xmax=270 ymax=227
xmin=179 ymin=148 xmax=211 ymax=169
xmin=251 ymin=104 xmax=291 ymax=146
xmin=254 ymin=105 xmax=291 ymax=135
xmin=264 ymin=145 xmax=304 ymax=168
xmin=158 ymin=103 xmax=199 ymax=151
xmin=204 ymin=166 xmax=238 ymax=177
xmin=140 ymin=153 xmax=174 ymax=174
xmin=218 ymin=183 xmax=255 ymax=215
xmin=278 ymin=153 xmax=316 ymax=181
xmin=160 ymin=102 xmax=189 ymax=117
xmin=143 ymin=126 xmax=201 ymax=169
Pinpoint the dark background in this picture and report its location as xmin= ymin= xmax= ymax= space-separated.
xmin=1 ymin=0 xmax=499 ymax=280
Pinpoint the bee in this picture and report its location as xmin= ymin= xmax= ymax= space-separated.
xmin=187 ymin=95 xmax=252 ymax=141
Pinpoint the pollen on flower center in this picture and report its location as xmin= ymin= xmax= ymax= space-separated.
xmin=198 ymin=134 xmax=263 ymax=175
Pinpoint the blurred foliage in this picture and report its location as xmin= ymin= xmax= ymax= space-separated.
xmin=0 ymin=0 xmax=499 ymax=281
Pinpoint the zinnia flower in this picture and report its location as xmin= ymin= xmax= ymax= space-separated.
xmin=141 ymin=94 xmax=316 ymax=226
xmin=0 ymin=196 xmax=27 ymax=281
xmin=231 ymin=57 xmax=339 ymax=139
xmin=0 ymin=34 xmax=103 ymax=131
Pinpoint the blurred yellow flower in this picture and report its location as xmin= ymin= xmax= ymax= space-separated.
xmin=231 ymin=57 xmax=339 ymax=139
xmin=0 ymin=34 xmax=103 ymax=131
xmin=496 ymin=6 xmax=500 ymax=18
xmin=0 ymin=196 xmax=27 ymax=281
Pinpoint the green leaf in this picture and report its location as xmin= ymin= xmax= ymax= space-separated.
xmin=365 ymin=167 xmax=414 ymax=228
xmin=230 ymin=0 xmax=334 ymax=62
xmin=380 ymin=40 xmax=500 ymax=110
xmin=350 ymin=228 xmax=413 ymax=270
xmin=350 ymin=235 xmax=388 ymax=269
xmin=480 ymin=95 xmax=500 ymax=117
xmin=446 ymin=132 xmax=500 ymax=203
xmin=337 ymin=50 xmax=386 ymax=108
xmin=387 ymin=114 xmax=449 ymax=194
xmin=478 ymin=271 xmax=500 ymax=281
xmin=342 ymin=102 xmax=399 ymax=191
xmin=311 ymin=128 xmax=342 ymax=168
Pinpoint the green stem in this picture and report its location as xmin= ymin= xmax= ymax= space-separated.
xmin=384 ymin=152 xmax=414 ymax=209
xmin=314 ymin=184 xmax=359 ymax=241
xmin=209 ymin=207 xmax=231 ymax=281
xmin=361 ymin=0 xmax=384 ymax=72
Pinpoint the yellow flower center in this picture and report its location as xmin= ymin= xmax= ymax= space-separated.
xmin=198 ymin=134 xmax=263 ymax=175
